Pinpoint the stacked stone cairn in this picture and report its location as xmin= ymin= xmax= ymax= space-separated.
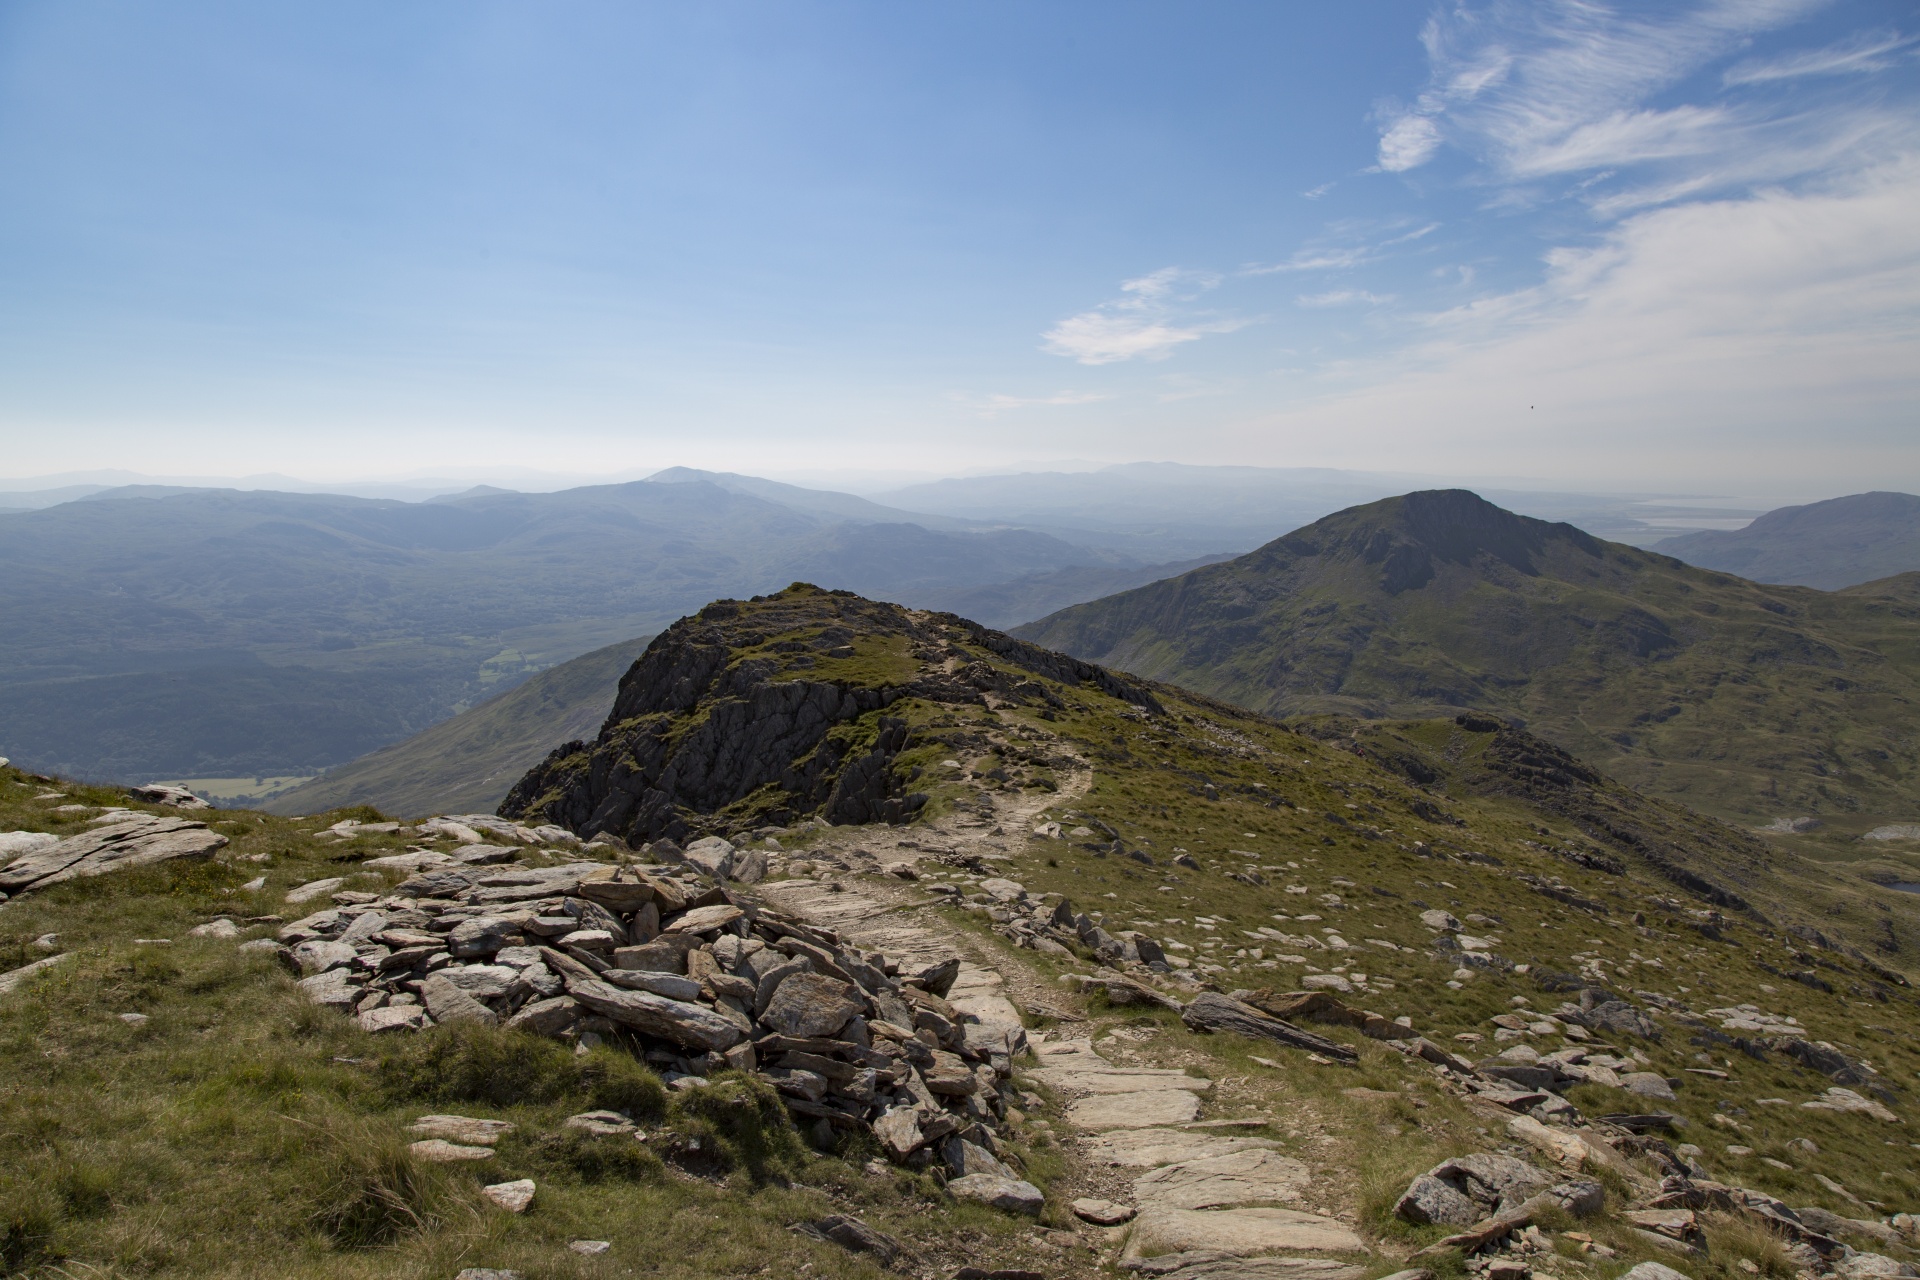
xmin=273 ymin=836 xmax=1028 ymax=1171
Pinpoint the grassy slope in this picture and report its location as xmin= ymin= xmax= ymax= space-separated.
xmin=264 ymin=636 xmax=655 ymax=818
xmin=5 ymin=593 xmax=1920 ymax=1277
xmin=1013 ymin=491 xmax=1920 ymax=830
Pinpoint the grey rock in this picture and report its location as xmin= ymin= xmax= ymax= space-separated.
xmin=504 ymin=995 xmax=579 ymax=1036
xmin=437 ymin=965 xmax=520 ymax=999
xmin=1421 ymin=909 xmax=1462 ymax=931
xmin=941 ymin=1136 xmax=1016 ymax=1179
xmin=1622 ymin=1072 xmax=1677 ymax=1100
xmin=453 ymin=1269 xmax=522 ymax=1279
xmin=683 ymin=836 xmax=737 ymax=880
xmin=188 ymin=917 xmax=242 ymax=939
xmin=599 ymin=969 xmax=703 ymax=1001
xmin=565 ymin=977 xmax=742 ymax=1051
xmin=1618 ymin=1264 xmax=1693 ymax=1280
xmin=1544 ymin=1179 xmax=1605 ymax=1216
xmin=0 ymin=812 xmax=228 ymax=897
xmin=421 ymin=973 xmax=499 ymax=1026
xmin=448 ymin=916 xmax=519 ymax=957
xmin=1180 ymin=992 xmax=1358 ymax=1062
xmin=480 ymin=1178 xmax=535 ymax=1213
xmin=358 ymin=1005 xmax=432 ymax=1033
xmin=1395 ymin=1174 xmax=1479 ymax=1226
xmin=299 ymin=969 xmax=361 ymax=1009
xmin=130 ymin=783 xmax=211 ymax=809
xmin=0 ymin=952 xmax=71 ymax=997
xmin=947 ymin=1173 xmax=1045 ymax=1216
xmin=759 ymin=972 xmax=863 ymax=1039
xmin=808 ymin=1213 xmax=905 ymax=1267
xmin=0 ymin=830 xmax=59 ymax=859
xmin=291 ymin=940 xmax=358 ymax=975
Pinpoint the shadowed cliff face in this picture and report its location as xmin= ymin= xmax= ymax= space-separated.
xmin=498 ymin=583 xmax=1160 ymax=844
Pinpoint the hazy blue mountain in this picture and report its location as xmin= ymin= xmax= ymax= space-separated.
xmin=0 ymin=475 xmax=1128 ymax=781
xmin=1654 ymin=491 xmax=1920 ymax=589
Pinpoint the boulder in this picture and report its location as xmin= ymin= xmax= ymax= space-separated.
xmin=481 ymin=1179 xmax=535 ymax=1213
xmin=683 ymin=836 xmax=738 ymax=880
xmin=1622 ymin=1072 xmax=1677 ymax=1101
xmin=1180 ymin=993 xmax=1359 ymax=1062
xmin=662 ymin=904 xmax=745 ymax=935
xmin=187 ymin=917 xmax=242 ymax=939
xmin=0 ymin=813 xmax=228 ymax=897
xmin=873 ymin=1107 xmax=924 ymax=1159
xmin=947 ymin=1173 xmax=1045 ymax=1216
xmin=1395 ymin=1175 xmax=1479 ymax=1226
xmin=358 ymin=1005 xmax=431 ymax=1034
xmin=1421 ymin=910 xmax=1461 ymax=931
xmin=421 ymin=974 xmax=499 ymax=1027
xmin=448 ymin=916 xmax=518 ymax=958
xmin=759 ymin=972 xmax=863 ymax=1039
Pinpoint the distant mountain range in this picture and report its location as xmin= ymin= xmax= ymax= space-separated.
xmin=1655 ymin=491 xmax=1920 ymax=589
xmin=1016 ymin=489 xmax=1920 ymax=826
xmin=0 ymin=473 xmax=1203 ymax=781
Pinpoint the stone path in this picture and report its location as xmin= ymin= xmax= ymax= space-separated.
xmin=1030 ymin=1036 xmax=1365 ymax=1277
xmin=758 ymin=739 xmax=1371 ymax=1280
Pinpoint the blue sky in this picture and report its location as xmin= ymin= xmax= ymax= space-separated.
xmin=1 ymin=1 xmax=1916 ymax=493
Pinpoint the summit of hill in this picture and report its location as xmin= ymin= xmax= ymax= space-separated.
xmin=1014 ymin=490 xmax=1920 ymax=829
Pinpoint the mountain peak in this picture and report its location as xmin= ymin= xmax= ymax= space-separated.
xmin=1278 ymin=488 xmax=1600 ymax=593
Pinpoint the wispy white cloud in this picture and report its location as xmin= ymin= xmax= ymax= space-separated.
xmin=1370 ymin=0 xmax=1911 ymax=215
xmin=1724 ymin=29 xmax=1918 ymax=85
xmin=1297 ymin=290 xmax=1395 ymax=308
xmin=1303 ymin=182 xmax=1336 ymax=199
xmin=1255 ymin=154 xmax=1920 ymax=488
xmin=1042 ymin=268 xmax=1250 ymax=364
xmin=1376 ymin=114 xmax=1444 ymax=172
xmin=957 ymin=390 xmax=1113 ymax=416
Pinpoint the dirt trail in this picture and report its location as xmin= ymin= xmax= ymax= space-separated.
xmin=757 ymin=735 xmax=1372 ymax=1279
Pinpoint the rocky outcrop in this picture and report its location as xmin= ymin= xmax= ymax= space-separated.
xmin=499 ymin=585 xmax=1161 ymax=845
xmin=0 ymin=813 xmax=228 ymax=900
xmin=272 ymin=850 xmax=1034 ymax=1168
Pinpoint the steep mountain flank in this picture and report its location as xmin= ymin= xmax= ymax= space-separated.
xmin=1015 ymin=490 xmax=1920 ymax=826
xmin=1656 ymin=491 xmax=1920 ymax=589
xmin=500 ymin=584 xmax=1160 ymax=845
xmin=264 ymin=634 xmax=656 ymax=817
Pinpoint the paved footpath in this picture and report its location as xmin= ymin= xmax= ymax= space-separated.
xmin=760 ymin=874 xmax=1372 ymax=1280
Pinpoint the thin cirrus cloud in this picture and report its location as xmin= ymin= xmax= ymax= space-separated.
xmin=1369 ymin=0 xmax=1871 ymax=200
xmin=1041 ymin=268 xmax=1250 ymax=365
xmin=1723 ymin=29 xmax=1918 ymax=85
xmin=1297 ymin=289 xmax=1394 ymax=308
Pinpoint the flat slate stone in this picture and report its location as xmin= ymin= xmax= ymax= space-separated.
xmin=1135 ymin=1149 xmax=1312 ymax=1210
xmin=1029 ymin=1065 xmax=1214 ymax=1095
xmin=408 ymin=1139 xmax=495 ymax=1162
xmin=1124 ymin=1207 xmax=1366 ymax=1259
xmin=409 ymin=1115 xmax=515 ymax=1146
xmin=1130 ymin=1254 xmax=1367 ymax=1280
xmin=1073 ymin=1197 xmax=1137 ymax=1225
xmin=947 ymin=1173 xmax=1045 ymax=1216
xmin=1068 ymin=1089 xmax=1203 ymax=1131
xmin=1088 ymin=1128 xmax=1281 ymax=1169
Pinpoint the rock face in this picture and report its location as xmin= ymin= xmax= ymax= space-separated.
xmin=499 ymin=585 xmax=1159 ymax=844
xmin=0 ymin=813 xmax=227 ymax=899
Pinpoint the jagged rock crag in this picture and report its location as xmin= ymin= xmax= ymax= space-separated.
xmin=499 ymin=584 xmax=1158 ymax=844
